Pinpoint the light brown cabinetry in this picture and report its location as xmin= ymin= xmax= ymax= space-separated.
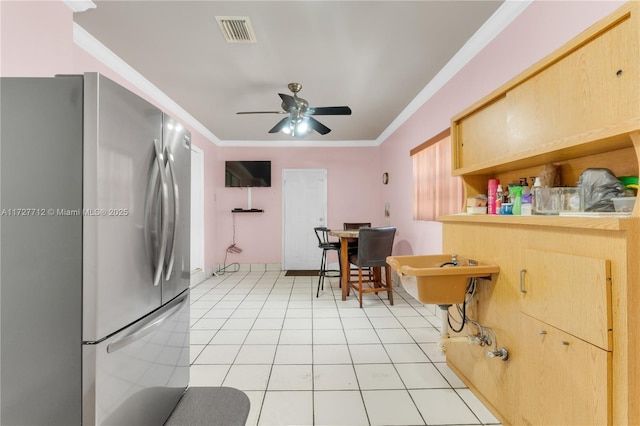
xmin=441 ymin=2 xmax=640 ymax=425
xmin=507 ymin=15 xmax=639 ymax=155
xmin=451 ymin=2 xmax=640 ymax=178
xmin=519 ymin=314 xmax=611 ymax=426
xmin=442 ymin=223 xmax=630 ymax=425
xmin=520 ymin=249 xmax=611 ymax=350
xmin=455 ymin=96 xmax=507 ymax=170
xmin=519 ymin=250 xmax=612 ymax=425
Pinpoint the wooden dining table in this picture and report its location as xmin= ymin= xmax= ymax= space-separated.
xmin=328 ymin=229 xmax=360 ymax=301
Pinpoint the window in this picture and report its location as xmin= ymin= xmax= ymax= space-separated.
xmin=411 ymin=128 xmax=464 ymax=221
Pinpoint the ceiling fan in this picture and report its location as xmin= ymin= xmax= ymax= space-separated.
xmin=236 ymin=83 xmax=352 ymax=137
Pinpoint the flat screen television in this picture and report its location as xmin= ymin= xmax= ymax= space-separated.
xmin=225 ymin=160 xmax=271 ymax=187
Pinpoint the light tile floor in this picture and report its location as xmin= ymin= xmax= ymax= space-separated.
xmin=189 ymin=270 xmax=501 ymax=426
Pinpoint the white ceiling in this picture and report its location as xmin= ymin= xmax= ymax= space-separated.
xmin=73 ymin=1 xmax=515 ymax=145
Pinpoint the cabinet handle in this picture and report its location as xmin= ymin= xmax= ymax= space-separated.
xmin=519 ymin=269 xmax=527 ymax=293
xmin=538 ymin=330 xmax=547 ymax=335
xmin=561 ymin=341 xmax=570 ymax=346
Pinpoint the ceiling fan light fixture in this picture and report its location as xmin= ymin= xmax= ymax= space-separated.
xmin=296 ymin=119 xmax=310 ymax=135
xmin=238 ymin=82 xmax=351 ymax=136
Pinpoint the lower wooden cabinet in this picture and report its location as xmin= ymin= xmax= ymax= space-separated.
xmin=519 ymin=314 xmax=611 ymax=426
xmin=442 ymin=220 xmax=629 ymax=424
xmin=521 ymin=249 xmax=612 ymax=350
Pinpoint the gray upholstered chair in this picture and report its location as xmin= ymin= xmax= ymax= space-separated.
xmin=347 ymin=226 xmax=396 ymax=308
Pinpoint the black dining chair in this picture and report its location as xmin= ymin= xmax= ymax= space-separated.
xmin=313 ymin=227 xmax=341 ymax=297
xmin=343 ymin=222 xmax=371 ymax=255
xmin=347 ymin=226 xmax=396 ymax=308
xmin=343 ymin=222 xmax=371 ymax=276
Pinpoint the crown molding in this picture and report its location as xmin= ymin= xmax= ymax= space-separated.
xmin=73 ymin=23 xmax=220 ymax=145
xmin=375 ymin=0 xmax=533 ymax=146
xmin=72 ymin=0 xmax=531 ymax=148
xmin=215 ymin=139 xmax=378 ymax=148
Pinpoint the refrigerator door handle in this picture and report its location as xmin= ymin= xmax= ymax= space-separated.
xmin=106 ymin=292 xmax=188 ymax=353
xmin=153 ymin=138 xmax=170 ymax=287
xmin=164 ymin=144 xmax=179 ymax=280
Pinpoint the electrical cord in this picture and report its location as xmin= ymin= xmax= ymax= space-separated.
xmin=448 ymin=277 xmax=476 ymax=333
xmin=216 ymin=210 xmax=242 ymax=275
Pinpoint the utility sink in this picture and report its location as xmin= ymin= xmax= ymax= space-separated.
xmin=386 ymin=254 xmax=499 ymax=305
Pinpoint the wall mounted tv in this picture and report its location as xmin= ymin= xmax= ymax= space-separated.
xmin=225 ymin=161 xmax=272 ymax=187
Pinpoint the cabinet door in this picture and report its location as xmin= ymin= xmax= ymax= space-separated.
xmin=507 ymin=16 xmax=639 ymax=152
xmin=521 ymin=249 xmax=611 ymax=349
xmin=453 ymin=96 xmax=507 ymax=172
xmin=520 ymin=314 xmax=611 ymax=426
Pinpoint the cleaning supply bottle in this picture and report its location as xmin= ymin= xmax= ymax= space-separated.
xmin=521 ymin=178 xmax=532 ymax=215
xmin=531 ymin=176 xmax=542 ymax=214
xmin=487 ymin=179 xmax=499 ymax=215
xmin=511 ymin=186 xmax=523 ymax=215
xmin=495 ymin=185 xmax=503 ymax=215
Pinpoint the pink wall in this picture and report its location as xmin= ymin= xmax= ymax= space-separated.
xmin=2 ymin=0 xmax=626 ymax=268
xmin=215 ymin=146 xmax=380 ymax=264
xmin=0 ymin=1 xmax=75 ymax=77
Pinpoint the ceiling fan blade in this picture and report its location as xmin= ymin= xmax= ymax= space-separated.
xmin=308 ymin=117 xmax=331 ymax=135
xmin=279 ymin=93 xmax=297 ymax=110
xmin=237 ymin=111 xmax=287 ymax=114
xmin=268 ymin=117 xmax=291 ymax=134
xmin=309 ymin=106 xmax=352 ymax=116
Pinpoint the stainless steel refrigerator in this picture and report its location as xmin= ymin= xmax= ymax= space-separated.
xmin=1 ymin=73 xmax=191 ymax=425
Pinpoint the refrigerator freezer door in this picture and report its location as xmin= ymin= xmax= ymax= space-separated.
xmin=83 ymin=73 xmax=163 ymax=342
xmin=1 ymin=76 xmax=83 ymax=426
xmin=161 ymin=114 xmax=191 ymax=303
xmin=83 ymin=290 xmax=190 ymax=425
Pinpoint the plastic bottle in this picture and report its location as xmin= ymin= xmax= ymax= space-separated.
xmin=512 ymin=186 xmax=523 ymax=215
xmin=487 ymin=179 xmax=499 ymax=215
xmin=531 ymin=176 xmax=542 ymax=214
xmin=521 ymin=178 xmax=532 ymax=215
xmin=495 ymin=185 xmax=503 ymax=215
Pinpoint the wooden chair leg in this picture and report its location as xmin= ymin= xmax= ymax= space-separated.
xmin=358 ymin=267 xmax=364 ymax=308
xmin=385 ymin=266 xmax=393 ymax=305
xmin=373 ymin=267 xmax=382 ymax=288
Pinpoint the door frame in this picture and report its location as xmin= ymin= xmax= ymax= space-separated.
xmin=281 ymin=168 xmax=328 ymax=270
xmin=190 ymin=145 xmax=205 ymax=283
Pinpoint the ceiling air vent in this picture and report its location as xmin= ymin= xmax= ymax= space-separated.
xmin=216 ymin=16 xmax=256 ymax=43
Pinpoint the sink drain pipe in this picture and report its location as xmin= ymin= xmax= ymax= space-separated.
xmin=438 ymin=304 xmax=452 ymax=339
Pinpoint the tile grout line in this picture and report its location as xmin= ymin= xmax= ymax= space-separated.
xmin=190 ymin=271 xmax=495 ymax=426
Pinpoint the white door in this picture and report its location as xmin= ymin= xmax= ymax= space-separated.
xmin=190 ymin=146 xmax=204 ymax=273
xmin=282 ymin=169 xmax=327 ymax=270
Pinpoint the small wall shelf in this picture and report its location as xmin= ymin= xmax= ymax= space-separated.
xmin=231 ymin=209 xmax=264 ymax=213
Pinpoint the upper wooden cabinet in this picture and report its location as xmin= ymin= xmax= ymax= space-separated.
xmin=451 ymin=1 xmax=640 ymax=177
xmin=455 ymin=96 xmax=507 ymax=170
xmin=508 ymin=16 xmax=638 ymax=154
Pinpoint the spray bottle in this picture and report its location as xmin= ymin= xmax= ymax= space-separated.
xmin=511 ymin=185 xmax=523 ymax=215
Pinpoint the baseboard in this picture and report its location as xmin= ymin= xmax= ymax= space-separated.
xmin=210 ymin=263 xmax=282 ymax=275
xmin=190 ymin=269 xmax=207 ymax=287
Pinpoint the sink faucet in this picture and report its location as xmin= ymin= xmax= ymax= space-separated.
xmin=439 ymin=254 xmax=459 ymax=267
